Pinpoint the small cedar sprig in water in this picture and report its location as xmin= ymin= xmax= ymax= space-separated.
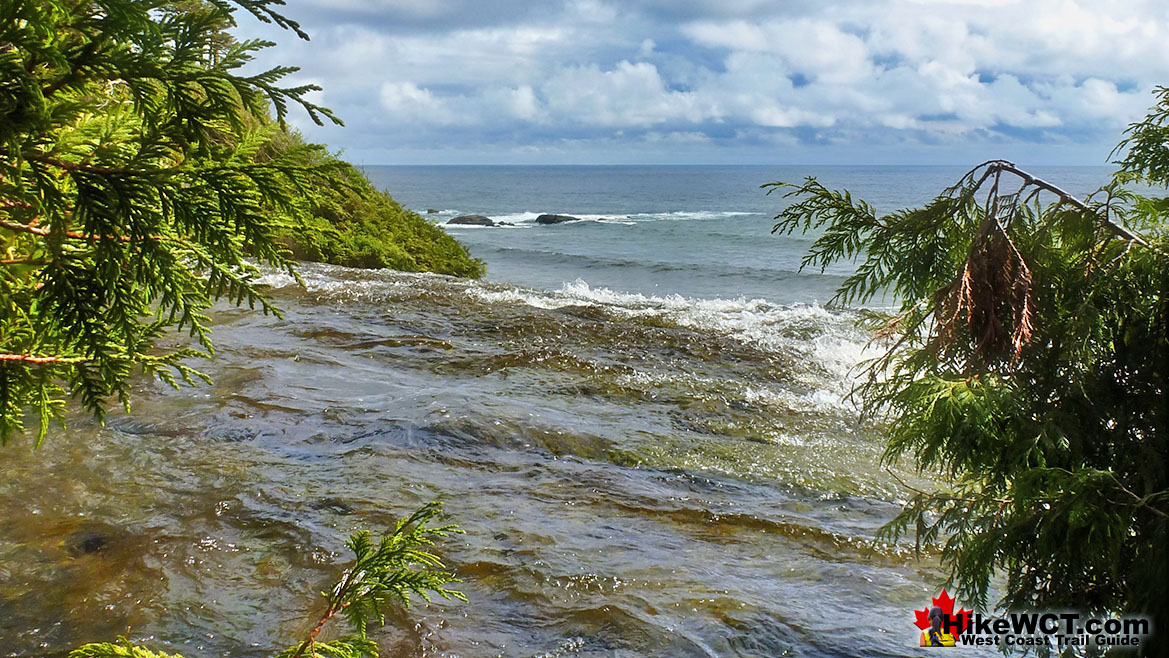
xmin=283 ymin=501 xmax=467 ymax=658
xmin=64 ymin=645 xmax=182 ymax=658
xmin=68 ymin=502 xmax=465 ymax=658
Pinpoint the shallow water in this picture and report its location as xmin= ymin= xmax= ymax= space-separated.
xmin=1 ymin=265 xmax=937 ymax=657
xmin=0 ymin=166 xmax=1114 ymax=657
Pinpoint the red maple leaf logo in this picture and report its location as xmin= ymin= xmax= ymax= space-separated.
xmin=914 ymin=589 xmax=972 ymax=634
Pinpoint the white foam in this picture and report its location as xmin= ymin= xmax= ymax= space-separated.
xmin=261 ymin=264 xmax=876 ymax=406
xmin=625 ymin=210 xmax=754 ymax=222
xmin=439 ymin=210 xmax=755 ymax=225
xmin=254 ymin=263 xmax=453 ymax=303
xmin=467 ymin=278 xmax=876 ymax=394
xmin=744 ymin=385 xmax=857 ymax=414
xmin=491 ymin=211 xmax=543 ymax=223
xmin=253 ymin=270 xmax=300 ymax=289
xmin=471 ymin=288 xmax=576 ymax=310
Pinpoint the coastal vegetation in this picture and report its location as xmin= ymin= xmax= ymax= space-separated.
xmin=0 ymin=0 xmax=467 ymax=655
xmin=0 ymin=0 xmax=480 ymax=445
xmin=274 ymin=129 xmax=484 ymax=277
xmin=770 ymin=88 xmax=1169 ymax=634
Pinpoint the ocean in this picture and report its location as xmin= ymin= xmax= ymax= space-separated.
xmin=365 ymin=165 xmax=1111 ymax=303
xmin=0 ymin=165 xmax=1112 ymax=657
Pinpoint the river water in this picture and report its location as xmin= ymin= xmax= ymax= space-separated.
xmin=0 ymin=166 xmax=1111 ymax=657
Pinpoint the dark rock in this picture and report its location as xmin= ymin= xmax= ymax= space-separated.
xmin=495 ymin=221 xmax=514 ymax=227
xmin=312 ymin=497 xmax=355 ymax=516
xmin=447 ymin=214 xmax=494 ymax=226
xmin=535 ymin=213 xmax=582 ymax=225
xmin=67 ymin=530 xmax=109 ymax=556
xmin=426 ymin=209 xmax=440 ymax=214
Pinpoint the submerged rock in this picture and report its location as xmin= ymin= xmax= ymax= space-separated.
xmin=535 ymin=213 xmax=582 ymax=224
xmin=311 ymin=497 xmax=356 ymax=516
xmin=66 ymin=530 xmax=110 ymax=556
xmin=426 ymin=209 xmax=440 ymax=214
xmin=448 ymin=214 xmax=495 ymax=226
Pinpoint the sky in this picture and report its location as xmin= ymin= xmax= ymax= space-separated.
xmin=236 ymin=0 xmax=1169 ymax=165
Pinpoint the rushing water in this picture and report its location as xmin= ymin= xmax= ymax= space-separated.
xmin=0 ymin=166 xmax=1112 ymax=657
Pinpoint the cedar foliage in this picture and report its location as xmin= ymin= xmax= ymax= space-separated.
xmin=0 ymin=0 xmax=339 ymax=444
xmin=0 ymin=0 xmax=479 ymax=446
xmin=4 ymin=6 xmax=469 ymax=656
xmin=768 ymin=88 xmax=1169 ymax=636
xmin=70 ymin=502 xmax=465 ymax=658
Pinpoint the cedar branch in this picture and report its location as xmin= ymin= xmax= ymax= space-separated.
xmin=0 ymin=353 xmax=84 ymax=364
xmin=0 ymin=218 xmax=172 ymax=244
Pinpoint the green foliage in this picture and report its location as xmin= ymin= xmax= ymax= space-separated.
xmin=0 ymin=0 xmax=350 ymax=444
xmin=271 ymin=133 xmax=485 ymax=278
xmin=0 ymin=0 xmax=481 ymax=446
xmin=284 ymin=501 xmax=466 ymax=658
xmin=333 ymin=517 xmax=465 ymax=634
xmin=1115 ymin=85 xmax=1169 ymax=188
xmin=69 ymin=502 xmax=464 ymax=658
xmin=273 ymin=639 xmax=378 ymax=658
xmin=767 ymin=89 xmax=1169 ymax=632
xmin=3 ymin=3 xmax=473 ymax=655
xmin=69 ymin=642 xmax=185 ymax=658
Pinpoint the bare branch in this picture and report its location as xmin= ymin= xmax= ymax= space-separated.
xmin=984 ymin=160 xmax=1157 ymax=250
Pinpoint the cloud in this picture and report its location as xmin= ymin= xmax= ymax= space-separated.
xmin=378 ymin=81 xmax=464 ymax=125
xmin=236 ymin=0 xmax=1169 ymax=163
xmin=542 ymin=61 xmax=714 ymax=126
xmin=683 ymin=19 xmax=874 ymax=85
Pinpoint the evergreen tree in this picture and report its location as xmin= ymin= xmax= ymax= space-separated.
xmin=3 ymin=8 xmax=468 ymax=657
xmin=0 ymin=0 xmax=342 ymax=444
xmin=769 ymin=89 xmax=1169 ymax=637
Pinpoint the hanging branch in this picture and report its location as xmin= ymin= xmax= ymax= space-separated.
xmin=975 ymin=160 xmax=1157 ymax=249
xmin=928 ymin=159 xmax=1165 ymax=367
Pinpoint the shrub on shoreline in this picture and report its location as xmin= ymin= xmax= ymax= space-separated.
xmin=267 ymin=131 xmax=484 ymax=278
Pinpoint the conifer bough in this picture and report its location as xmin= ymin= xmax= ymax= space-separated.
xmin=4 ymin=7 xmax=468 ymax=658
xmin=769 ymin=87 xmax=1169 ymax=637
xmin=0 ymin=0 xmax=344 ymax=444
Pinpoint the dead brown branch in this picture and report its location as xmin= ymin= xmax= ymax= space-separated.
xmin=926 ymin=160 xmax=1163 ymax=366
